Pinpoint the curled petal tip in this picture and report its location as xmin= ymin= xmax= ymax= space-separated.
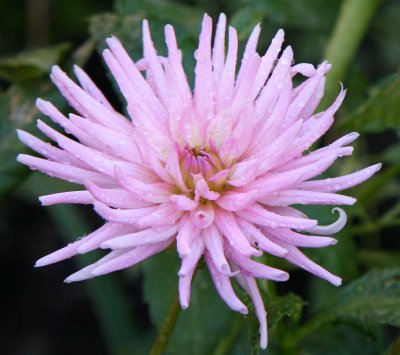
xmin=306 ymin=208 xmax=347 ymax=236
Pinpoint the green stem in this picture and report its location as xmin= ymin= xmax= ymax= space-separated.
xmin=150 ymin=291 xmax=182 ymax=355
xmin=321 ymin=0 xmax=381 ymax=108
xmin=388 ymin=334 xmax=400 ymax=355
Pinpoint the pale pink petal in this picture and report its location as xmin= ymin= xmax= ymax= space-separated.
xmin=194 ymin=14 xmax=214 ymax=121
xmin=235 ymin=274 xmax=268 ymax=349
xmin=217 ymin=27 xmax=238 ymax=110
xmin=229 ymin=248 xmax=289 ymax=281
xmin=240 ymin=203 xmax=317 ymax=230
xmin=176 ymin=215 xmax=201 ymax=257
xmin=212 ymin=13 xmax=227 ymax=86
xmin=205 ymin=253 xmax=248 ymax=314
xmin=260 ymin=189 xmax=356 ymax=206
xmin=299 ymin=163 xmax=382 ymax=192
xmin=203 ymin=225 xmax=232 ymax=274
xmin=78 ymin=223 xmax=135 ymax=254
xmin=236 ymin=218 xmax=288 ymax=257
xmin=17 ymin=154 xmax=113 ymax=186
xmin=102 ymin=225 xmax=178 ymax=249
xmin=170 ymin=194 xmax=198 ymax=211
xmin=214 ymin=209 xmax=262 ymax=257
xmin=91 ymin=240 xmax=172 ymax=276
xmin=85 ymin=180 xmax=154 ymax=209
xmin=216 ymin=190 xmax=258 ymax=211
xmin=73 ymin=65 xmax=114 ymax=111
xmin=264 ymin=227 xmax=337 ymax=248
xmin=269 ymin=239 xmax=342 ymax=286
xmin=39 ymin=191 xmax=93 ymax=206
xmin=251 ymin=29 xmax=285 ymax=99
xmin=94 ymin=202 xmax=157 ymax=224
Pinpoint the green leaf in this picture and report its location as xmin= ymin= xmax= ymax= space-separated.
xmin=90 ymin=13 xmax=143 ymax=60
xmin=331 ymin=268 xmax=400 ymax=328
xmin=114 ymin=0 xmax=203 ymax=36
xmin=294 ymin=269 xmax=400 ymax=352
xmin=0 ymin=41 xmax=95 ymax=200
xmin=301 ymin=268 xmax=400 ymax=341
xmin=358 ymin=250 xmax=400 ymax=268
xmin=300 ymin=324 xmax=385 ymax=355
xmin=0 ymin=82 xmax=54 ymax=199
xmin=143 ymin=251 xmax=236 ymax=355
xmin=244 ymin=0 xmax=339 ymax=30
xmin=0 ymin=43 xmax=71 ymax=83
xmin=339 ymin=72 xmax=400 ymax=133
xmin=230 ymin=7 xmax=266 ymax=41
xmin=266 ymin=293 xmax=306 ymax=329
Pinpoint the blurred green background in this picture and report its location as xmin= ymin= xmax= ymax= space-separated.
xmin=1 ymin=0 xmax=400 ymax=354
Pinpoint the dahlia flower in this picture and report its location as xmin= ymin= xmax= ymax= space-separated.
xmin=17 ymin=14 xmax=380 ymax=348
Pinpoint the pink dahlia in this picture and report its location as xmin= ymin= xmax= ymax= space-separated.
xmin=17 ymin=14 xmax=380 ymax=348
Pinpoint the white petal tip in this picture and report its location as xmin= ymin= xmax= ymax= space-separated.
xmin=239 ymin=307 xmax=248 ymax=315
xmin=278 ymin=272 xmax=290 ymax=282
xmin=332 ymin=277 xmax=342 ymax=287
xmin=374 ymin=163 xmax=382 ymax=171
xmin=34 ymin=259 xmax=49 ymax=267
xmin=260 ymin=340 xmax=268 ymax=349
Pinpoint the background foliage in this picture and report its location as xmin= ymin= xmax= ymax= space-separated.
xmin=1 ymin=0 xmax=400 ymax=354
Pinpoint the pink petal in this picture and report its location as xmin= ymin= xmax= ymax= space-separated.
xmin=203 ymin=225 xmax=232 ymax=274
xmin=214 ymin=209 xmax=261 ymax=257
xmin=39 ymin=191 xmax=93 ymax=206
xmin=240 ymin=203 xmax=317 ymax=230
xmin=235 ymin=274 xmax=268 ymax=349
xmin=205 ymin=253 xmax=248 ymax=314
xmin=236 ymin=218 xmax=288 ymax=257
xmin=299 ymin=163 xmax=382 ymax=192
xmin=91 ymin=240 xmax=172 ymax=276
xmin=229 ymin=249 xmax=289 ymax=282
xmin=190 ymin=203 xmax=215 ymax=229
xmin=102 ymin=225 xmax=178 ymax=249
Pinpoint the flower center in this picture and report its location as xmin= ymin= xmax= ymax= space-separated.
xmin=178 ymin=143 xmax=229 ymax=196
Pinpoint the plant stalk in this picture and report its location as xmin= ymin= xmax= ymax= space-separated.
xmin=321 ymin=0 xmax=381 ymax=108
xmin=150 ymin=291 xmax=182 ymax=355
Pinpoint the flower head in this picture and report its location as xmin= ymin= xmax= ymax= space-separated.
xmin=17 ymin=14 xmax=380 ymax=348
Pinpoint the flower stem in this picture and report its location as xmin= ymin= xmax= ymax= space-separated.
xmin=321 ymin=0 xmax=381 ymax=108
xmin=150 ymin=291 xmax=182 ymax=355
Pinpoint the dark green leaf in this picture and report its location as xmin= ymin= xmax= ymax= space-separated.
xmin=305 ymin=268 xmax=400 ymax=336
xmin=0 ymin=42 xmax=95 ymax=200
xmin=0 ymin=43 xmax=71 ymax=83
xmin=339 ymin=72 xmax=400 ymax=133
xmin=332 ymin=268 xmax=400 ymax=328
xmin=301 ymin=324 xmax=385 ymax=355
xmin=0 ymin=82 xmax=52 ymax=199
xmin=114 ymin=0 xmax=203 ymax=36
xmin=358 ymin=250 xmax=400 ymax=268
xmin=266 ymin=293 xmax=306 ymax=329
xmin=243 ymin=0 xmax=339 ymax=30
xmin=230 ymin=7 xmax=266 ymax=41
xmin=90 ymin=13 xmax=143 ymax=59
